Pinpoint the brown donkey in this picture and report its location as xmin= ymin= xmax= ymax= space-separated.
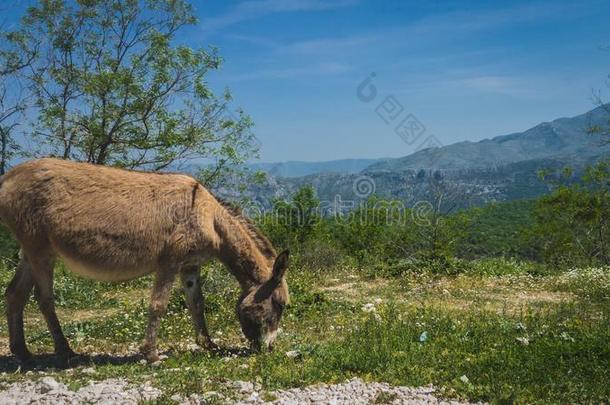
xmin=0 ymin=158 xmax=289 ymax=363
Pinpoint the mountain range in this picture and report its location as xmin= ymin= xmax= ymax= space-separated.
xmin=219 ymin=106 xmax=610 ymax=209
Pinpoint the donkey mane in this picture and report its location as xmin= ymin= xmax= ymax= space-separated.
xmin=215 ymin=197 xmax=276 ymax=261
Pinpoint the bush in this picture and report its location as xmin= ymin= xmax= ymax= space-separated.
xmin=457 ymin=200 xmax=535 ymax=259
xmin=258 ymin=186 xmax=321 ymax=251
xmin=331 ymin=197 xmax=408 ymax=268
xmin=295 ymin=238 xmax=350 ymax=271
xmin=529 ymin=161 xmax=610 ymax=268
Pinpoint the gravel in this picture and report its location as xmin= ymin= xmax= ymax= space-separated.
xmin=235 ymin=378 xmax=482 ymax=405
xmin=0 ymin=376 xmax=482 ymax=404
xmin=0 ymin=377 xmax=162 ymax=404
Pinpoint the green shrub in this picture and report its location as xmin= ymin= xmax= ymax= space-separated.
xmin=456 ymin=200 xmax=535 ymax=259
xmin=258 ymin=186 xmax=321 ymax=251
xmin=330 ymin=197 xmax=406 ymax=268
xmin=529 ymin=161 xmax=610 ymax=268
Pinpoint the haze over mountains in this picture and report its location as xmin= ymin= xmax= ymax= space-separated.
xmin=223 ymin=106 xmax=610 ymax=208
xmin=248 ymin=158 xmax=384 ymax=178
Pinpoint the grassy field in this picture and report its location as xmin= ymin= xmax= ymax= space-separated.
xmin=0 ymin=258 xmax=608 ymax=404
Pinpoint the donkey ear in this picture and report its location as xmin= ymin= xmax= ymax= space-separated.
xmin=272 ymin=250 xmax=290 ymax=282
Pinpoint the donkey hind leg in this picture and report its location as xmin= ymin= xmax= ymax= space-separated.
xmin=5 ymin=254 xmax=34 ymax=362
xmin=180 ymin=267 xmax=218 ymax=351
xmin=30 ymin=254 xmax=76 ymax=361
xmin=140 ymin=270 xmax=176 ymax=363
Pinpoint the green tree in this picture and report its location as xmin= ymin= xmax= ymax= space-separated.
xmin=0 ymin=73 xmax=26 ymax=175
xmin=456 ymin=200 xmax=536 ymax=259
xmin=589 ymin=96 xmax=610 ymax=145
xmin=259 ymin=186 xmax=321 ymax=249
xmin=404 ymin=172 xmax=470 ymax=268
xmin=531 ymin=160 xmax=610 ymax=267
xmin=0 ymin=10 xmax=37 ymax=175
xmin=291 ymin=186 xmax=319 ymax=240
xmin=8 ymin=0 xmax=256 ymax=184
xmin=410 ymin=211 xmax=469 ymax=265
xmin=332 ymin=197 xmax=405 ymax=267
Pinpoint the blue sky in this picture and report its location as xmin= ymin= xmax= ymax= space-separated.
xmin=190 ymin=0 xmax=610 ymax=162
xmin=4 ymin=0 xmax=610 ymax=162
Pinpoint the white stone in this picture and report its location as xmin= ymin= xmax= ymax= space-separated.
xmin=285 ymin=350 xmax=301 ymax=359
xmin=39 ymin=377 xmax=60 ymax=393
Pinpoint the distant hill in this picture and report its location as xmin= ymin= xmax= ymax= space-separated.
xmin=248 ymin=158 xmax=385 ymax=178
xmin=366 ymin=106 xmax=609 ymax=173
xmin=218 ymin=106 xmax=610 ymax=209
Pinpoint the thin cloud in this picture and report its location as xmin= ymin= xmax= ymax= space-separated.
xmin=273 ymin=33 xmax=378 ymax=56
xmin=201 ymin=0 xmax=359 ymax=32
xmin=228 ymin=61 xmax=351 ymax=82
xmin=224 ymin=34 xmax=279 ymax=49
xmin=217 ymin=0 xmax=602 ymax=94
xmin=403 ymin=1 xmax=592 ymax=37
xmin=230 ymin=0 xmax=591 ymax=63
xmin=452 ymin=75 xmax=535 ymax=96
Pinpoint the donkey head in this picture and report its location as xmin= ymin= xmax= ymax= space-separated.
xmin=237 ymin=250 xmax=289 ymax=351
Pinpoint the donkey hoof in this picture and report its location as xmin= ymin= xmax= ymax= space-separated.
xmin=56 ymin=350 xmax=79 ymax=368
xmin=14 ymin=350 xmax=33 ymax=365
xmin=144 ymin=352 xmax=160 ymax=363
xmin=196 ymin=337 xmax=219 ymax=352
xmin=139 ymin=343 xmax=160 ymax=363
xmin=205 ymin=341 xmax=220 ymax=352
xmin=61 ymin=348 xmax=78 ymax=358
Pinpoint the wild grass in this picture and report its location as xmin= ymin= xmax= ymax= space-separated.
xmin=547 ymin=266 xmax=610 ymax=303
xmin=0 ymin=260 xmax=608 ymax=404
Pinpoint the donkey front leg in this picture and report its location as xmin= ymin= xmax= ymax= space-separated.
xmin=140 ymin=270 xmax=176 ymax=363
xmin=30 ymin=254 xmax=76 ymax=362
xmin=5 ymin=253 xmax=34 ymax=362
xmin=180 ymin=267 xmax=218 ymax=351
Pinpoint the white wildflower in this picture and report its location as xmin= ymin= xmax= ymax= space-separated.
xmin=187 ymin=343 xmax=201 ymax=352
xmin=285 ymin=350 xmax=301 ymax=359
xmin=516 ymin=336 xmax=530 ymax=345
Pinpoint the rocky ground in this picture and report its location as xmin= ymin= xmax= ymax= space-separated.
xmin=0 ymin=377 xmax=161 ymax=404
xmin=0 ymin=376 xmax=482 ymax=404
